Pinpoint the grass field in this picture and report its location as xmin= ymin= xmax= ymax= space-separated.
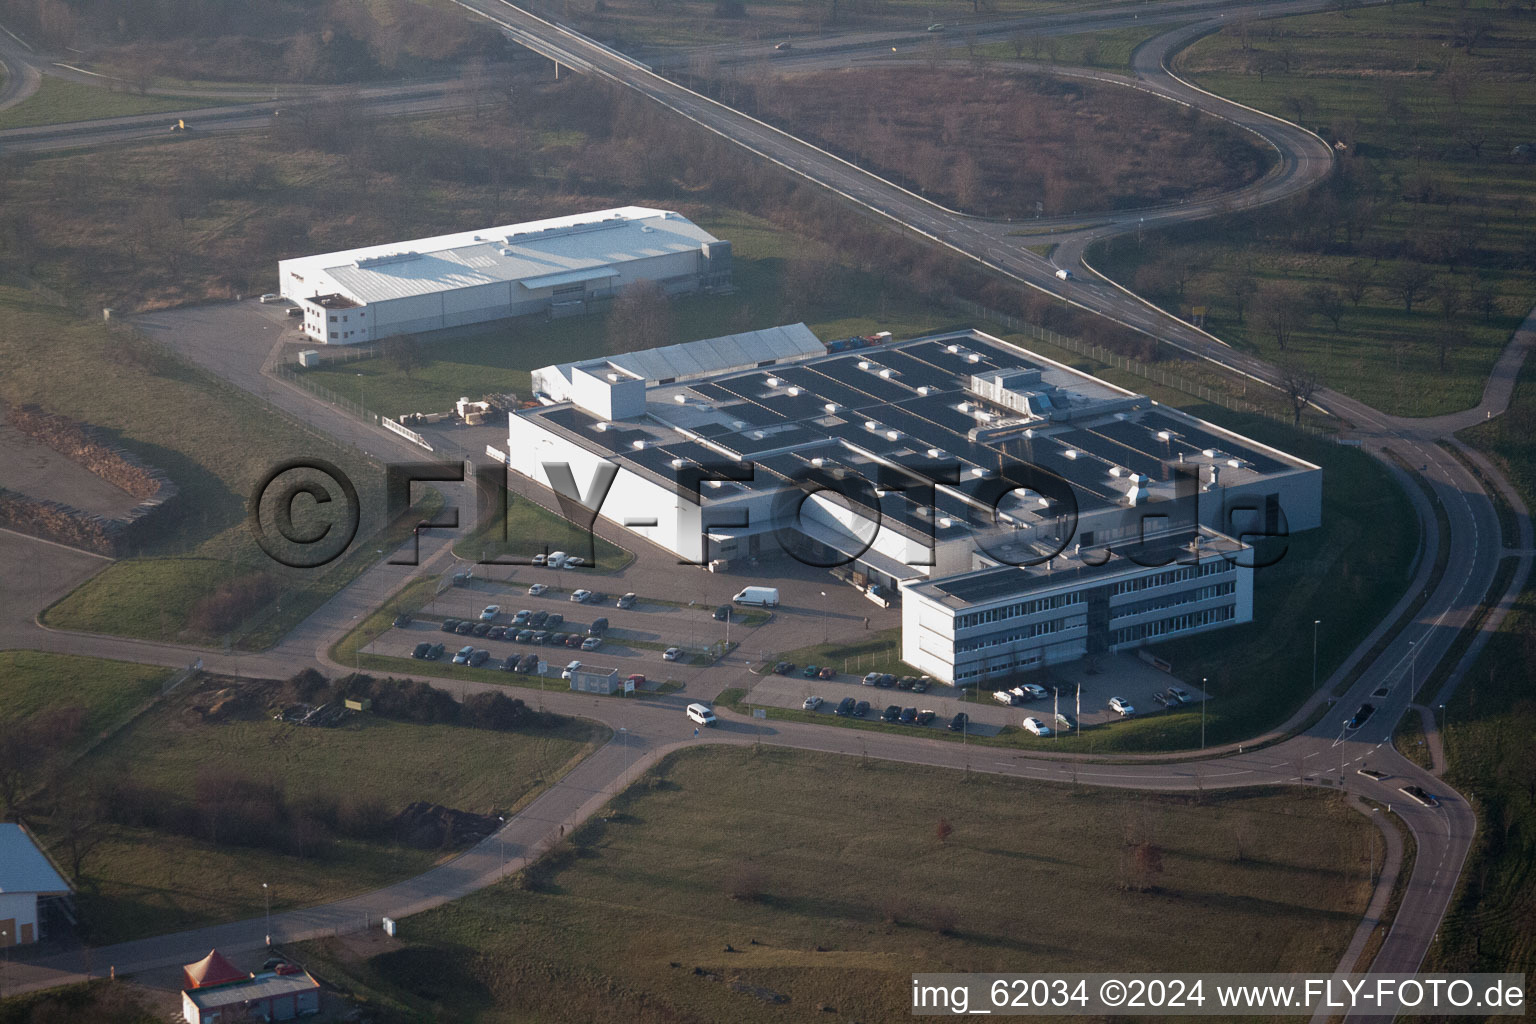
xmin=0 ymin=76 xmax=216 ymax=130
xmin=0 ymin=652 xmax=172 ymax=773
xmin=978 ymin=21 xmax=1186 ymax=70
xmin=297 ymin=746 xmax=1375 ymax=1022
xmin=1087 ymin=1 xmax=1536 ymax=418
xmin=33 ymin=672 xmax=604 ymax=944
xmin=452 ymin=490 xmax=631 ymax=569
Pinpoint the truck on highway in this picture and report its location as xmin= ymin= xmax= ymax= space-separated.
xmin=732 ymin=586 xmax=779 ymax=607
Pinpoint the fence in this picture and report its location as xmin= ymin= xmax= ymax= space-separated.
xmin=383 ymin=416 xmax=433 ymax=451
xmin=272 ymin=362 xmax=378 ymax=426
xmin=948 ymin=297 xmax=1337 ymax=438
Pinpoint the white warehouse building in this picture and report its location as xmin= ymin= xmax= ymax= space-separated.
xmin=277 ymin=206 xmax=731 ymax=345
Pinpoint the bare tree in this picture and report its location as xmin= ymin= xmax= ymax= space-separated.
xmin=1434 ymin=278 xmax=1466 ymax=323
xmin=1222 ymin=270 xmax=1257 ymax=323
xmin=1255 ymin=282 xmax=1302 ymax=349
xmin=607 ymin=280 xmax=672 ymax=355
xmin=1305 ymin=283 xmax=1346 ymax=330
xmin=1279 ymin=361 xmax=1322 ymax=426
xmin=1388 ymin=262 xmax=1433 ymax=312
xmin=1340 ymin=261 xmax=1373 ymax=306
xmin=1008 ymin=32 xmax=1029 ymax=59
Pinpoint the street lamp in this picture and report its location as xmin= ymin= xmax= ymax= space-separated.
xmin=1201 ymin=676 xmax=1208 ymax=750
xmin=262 ymin=882 xmax=271 ymax=946
xmin=1312 ymin=619 xmax=1321 ymax=692
xmin=820 ymin=591 xmax=827 ymax=641
xmin=1409 ymin=640 xmax=1417 ymax=694
xmin=356 ymin=372 xmax=364 ymax=417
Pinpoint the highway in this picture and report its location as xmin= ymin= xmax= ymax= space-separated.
xmin=0 ymin=0 xmax=1528 ymax=1009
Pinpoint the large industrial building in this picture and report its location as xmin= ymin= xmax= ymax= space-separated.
xmin=278 ymin=207 xmax=731 ymax=345
xmin=504 ymin=328 xmax=1320 ymax=682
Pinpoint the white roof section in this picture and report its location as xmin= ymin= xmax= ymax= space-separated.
xmin=543 ymin=323 xmax=824 ymax=392
xmin=0 ymin=823 xmax=70 ymax=895
xmin=283 ymin=207 xmax=717 ymax=304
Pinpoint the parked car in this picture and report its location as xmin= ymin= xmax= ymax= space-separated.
xmin=471 ymin=622 xmax=491 ymax=637
xmin=528 ymin=582 xmax=549 ymax=596
xmin=686 ymin=703 xmax=717 ymax=726
xmin=517 ymin=654 xmax=539 ymax=674
xmin=1054 ymin=711 xmax=1078 ymax=731
xmin=455 ymin=621 xmax=475 ymax=635
xmin=440 ymin=618 xmax=460 ymax=633
xmin=530 ymin=630 xmax=550 ymax=645
xmin=1167 ymin=686 xmax=1191 ymax=704
xmin=259 ymin=292 xmax=280 ymax=302
xmin=452 ymin=645 xmax=475 ymax=665
xmin=617 ymin=593 xmax=637 ymax=609
xmin=897 ymin=676 xmax=916 ymax=691
xmin=881 ymin=704 xmax=902 ymax=723
xmin=532 ymin=553 xmax=548 ymax=566
xmin=499 ymin=656 xmax=518 ymax=672
xmin=817 ymin=666 xmax=836 ymax=680
xmin=899 ymin=706 xmax=917 ymax=725
xmin=663 ymin=647 xmax=682 ymax=661
xmin=529 ymin=610 xmax=548 ymax=628
xmin=774 ymin=40 xmax=792 ymax=50
xmin=587 ymin=617 xmax=609 ymax=636
xmin=545 ymin=613 xmax=563 ymax=629
xmin=570 ymin=589 xmax=593 ymax=603
xmin=713 ymin=604 xmax=731 ymax=621
xmin=588 ymin=592 xmax=608 ymax=606
xmin=1022 ymin=717 xmax=1052 ymax=737
xmin=550 ymin=632 xmax=569 ymax=646
xmin=877 ymin=673 xmax=896 ymax=688
xmin=802 ymin=695 xmax=824 ymax=711
xmin=947 ymin=712 xmax=970 ymax=733
xmin=834 ymin=697 xmax=857 ymax=717
xmin=515 ymin=629 xmax=534 ymax=643
xmin=992 ymin=690 xmax=1020 ymax=707
xmin=488 ymin=626 xmax=507 ymax=640
xmin=411 ymin=642 xmax=432 ymax=659
xmin=512 ymin=610 xmax=532 ymax=625
xmin=862 ymin=672 xmax=880 ymax=687
xmin=393 ymin=613 xmax=412 ymax=628
xmin=853 ymin=700 xmax=871 ymax=718
xmin=468 ymin=649 xmax=490 ymax=667
xmin=480 ymin=604 xmax=500 ymax=621
xmin=915 ymin=709 xmax=936 ymax=726
xmin=562 ymin=660 xmax=581 ymax=679
xmin=1108 ymin=697 xmax=1135 ymax=716
xmin=1018 ymin=683 xmax=1048 ymax=701
xmin=1345 ymin=703 xmax=1376 ymax=730
xmin=627 ymin=674 xmax=646 ymax=689
xmin=565 ymin=555 xmax=586 ymax=567
xmin=564 ymin=634 xmax=584 ymax=649
xmin=774 ymin=661 xmax=795 ymax=675
xmin=581 ymin=636 xmax=602 ymax=651
xmin=910 ymin=677 xmax=930 ymax=693
xmin=801 ymin=664 xmax=820 ymax=678
xmin=426 ymin=643 xmax=445 ymax=660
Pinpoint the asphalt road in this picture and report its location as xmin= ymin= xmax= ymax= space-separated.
xmin=0 ymin=0 xmax=1529 ymax=1009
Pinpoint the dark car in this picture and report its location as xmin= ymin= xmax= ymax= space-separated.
xmin=1054 ymin=711 xmax=1078 ymax=731
xmin=530 ymin=630 xmax=550 ymax=645
xmin=517 ymin=653 xmax=540 ymax=674
xmin=713 ymin=604 xmax=731 ymax=621
xmin=1345 ymin=703 xmax=1376 ymax=730
xmin=899 ymin=706 xmax=917 ymax=724
xmin=529 ymin=610 xmax=549 ymax=628
xmin=948 ymin=712 xmax=970 ymax=733
xmin=426 ymin=642 xmax=446 ymax=660
xmin=393 ymin=613 xmax=413 ymax=628
xmin=411 ymin=642 xmax=432 ymax=659
xmin=802 ymin=664 xmax=820 ymax=678
xmin=774 ymin=661 xmax=795 ymax=675
xmin=588 ymin=592 xmax=609 ymax=606
xmin=877 ymin=673 xmax=896 ymax=689
xmin=550 ymin=632 xmax=569 ymax=646
xmin=565 ymin=634 xmax=584 ymax=648
xmin=455 ymin=621 xmax=474 ymax=635
xmin=854 ymin=700 xmax=871 ymax=718
xmin=487 ymin=626 xmax=507 ymax=640
xmin=499 ymin=656 xmax=518 ymax=672
xmin=516 ymin=629 xmax=534 ymax=643
xmin=472 ymin=622 xmax=492 ymax=637
xmin=915 ymin=709 xmax=936 ymax=726
xmin=469 ymin=649 xmax=490 ymax=667
xmin=512 ymin=610 xmax=532 ymax=626
xmin=911 ymin=678 xmax=930 ymax=694
xmin=834 ymin=697 xmax=857 ymax=717
xmin=545 ymin=613 xmax=564 ymax=629
xmin=881 ymin=704 xmax=902 ymax=723
xmin=617 ymin=593 xmax=637 ymax=609
xmin=440 ymin=618 xmax=460 ymax=633
xmin=588 ymin=617 xmax=609 ymax=636
xmin=896 ymin=676 xmax=915 ymax=690
xmin=818 ymin=666 xmax=836 ymax=680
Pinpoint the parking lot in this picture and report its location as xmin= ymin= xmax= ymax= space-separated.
xmin=743 ymin=652 xmax=1206 ymax=735
xmin=363 ymin=573 xmax=767 ymax=682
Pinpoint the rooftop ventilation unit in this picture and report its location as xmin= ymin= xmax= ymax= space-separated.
xmin=673 ymin=394 xmax=688 ymax=404
xmin=858 ymin=360 xmax=872 ymax=370
xmin=671 ymin=458 xmax=687 ymax=469
xmin=593 ymin=422 xmax=609 ymax=432
xmin=631 ymin=439 xmax=646 ymax=450
xmin=1156 ymin=430 xmax=1177 ymax=442
xmin=864 ymin=420 xmax=881 ymax=431
xmin=885 ymin=430 xmax=900 ymax=441
xmin=879 ymin=368 xmax=896 ymax=379
xmin=824 ymin=402 xmax=839 ymax=414
xmin=765 ymin=377 xmax=781 ymax=388
xmin=1064 ymin=449 xmax=1079 ymax=460
xmin=787 ymin=386 xmax=801 ymax=396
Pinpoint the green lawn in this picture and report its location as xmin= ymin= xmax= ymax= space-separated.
xmin=35 ymin=672 xmax=605 ymax=945
xmin=979 ymin=21 xmax=1188 ymax=70
xmin=297 ymin=746 xmax=1375 ymax=1022
xmin=453 ymin=492 xmax=631 ymax=570
xmin=0 ymin=75 xmax=217 ymax=130
xmin=1086 ymin=1 xmax=1536 ymax=418
xmin=0 ymin=652 xmax=172 ymax=777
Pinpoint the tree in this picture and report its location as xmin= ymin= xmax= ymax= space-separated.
xmin=1340 ymin=261 xmax=1373 ymax=306
xmin=1388 ymin=262 xmax=1433 ymax=312
xmin=1469 ymin=276 xmax=1502 ymax=322
xmin=1279 ymin=361 xmax=1322 ymax=426
xmin=1222 ymin=270 xmax=1257 ymax=323
xmin=384 ymin=336 xmax=424 ymax=377
xmin=1255 ymin=282 xmax=1301 ymax=350
xmin=1305 ymin=283 xmax=1346 ymax=330
xmin=935 ymin=818 xmax=954 ymax=844
xmin=607 ymin=280 xmax=672 ymax=356
xmin=1008 ymin=32 xmax=1028 ymax=59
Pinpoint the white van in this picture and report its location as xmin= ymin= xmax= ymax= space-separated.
xmin=732 ymin=586 xmax=780 ymax=607
xmin=686 ymin=702 xmax=717 ymax=726
xmin=548 ymin=551 xmax=568 ymax=569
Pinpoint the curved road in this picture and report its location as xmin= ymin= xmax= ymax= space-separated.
xmin=0 ymin=0 xmax=1527 ymax=1012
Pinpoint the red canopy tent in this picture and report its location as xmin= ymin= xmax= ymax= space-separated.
xmin=182 ymin=949 xmax=246 ymax=990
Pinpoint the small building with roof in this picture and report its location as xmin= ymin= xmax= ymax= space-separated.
xmin=0 ymin=822 xmax=72 ymax=948
xmin=277 ymin=206 xmax=730 ymax=344
xmin=180 ymin=948 xmax=321 ymax=1023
